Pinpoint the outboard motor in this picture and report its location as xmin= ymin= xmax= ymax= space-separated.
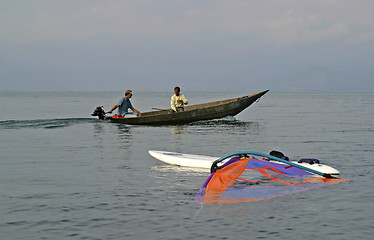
xmin=92 ymin=106 xmax=106 ymax=120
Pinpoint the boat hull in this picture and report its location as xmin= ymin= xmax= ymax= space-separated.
xmin=110 ymin=90 xmax=268 ymax=125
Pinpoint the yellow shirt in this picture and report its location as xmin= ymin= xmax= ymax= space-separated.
xmin=170 ymin=94 xmax=188 ymax=111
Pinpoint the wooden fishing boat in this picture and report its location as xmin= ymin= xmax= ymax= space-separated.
xmin=97 ymin=90 xmax=268 ymax=125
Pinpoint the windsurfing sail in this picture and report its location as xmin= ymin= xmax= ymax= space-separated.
xmin=195 ymin=152 xmax=347 ymax=204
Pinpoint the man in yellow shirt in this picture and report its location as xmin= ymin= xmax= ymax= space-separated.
xmin=170 ymin=87 xmax=188 ymax=112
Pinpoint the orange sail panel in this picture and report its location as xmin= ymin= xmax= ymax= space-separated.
xmin=203 ymin=158 xmax=249 ymax=203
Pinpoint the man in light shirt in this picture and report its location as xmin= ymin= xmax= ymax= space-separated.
xmin=170 ymin=87 xmax=188 ymax=112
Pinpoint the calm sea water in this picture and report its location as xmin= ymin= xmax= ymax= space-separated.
xmin=1 ymin=91 xmax=373 ymax=240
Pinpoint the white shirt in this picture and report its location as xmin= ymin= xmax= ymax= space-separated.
xmin=170 ymin=94 xmax=188 ymax=111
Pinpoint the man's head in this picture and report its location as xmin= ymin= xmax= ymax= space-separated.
xmin=125 ymin=90 xmax=133 ymax=98
xmin=174 ymin=87 xmax=180 ymax=96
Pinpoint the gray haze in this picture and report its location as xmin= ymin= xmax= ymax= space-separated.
xmin=1 ymin=0 xmax=373 ymax=92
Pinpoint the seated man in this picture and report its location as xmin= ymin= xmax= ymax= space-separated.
xmin=108 ymin=90 xmax=141 ymax=117
xmin=170 ymin=87 xmax=188 ymax=112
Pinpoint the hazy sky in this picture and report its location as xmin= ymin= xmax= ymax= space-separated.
xmin=1 ymin=0 xmax=373 ymax=92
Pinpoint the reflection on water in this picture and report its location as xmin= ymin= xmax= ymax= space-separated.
xmin=189 ymin=119 xmax=263 ymax=136
xmin=114 ymin=123 xmax=131 ymax=136
xmin=93 ymin=123 xmax=106 ymax=152
xmin=112 ymin=124 xmax=133 ymax=155
xmin=92 ymin=122 xmax=135 ymax=170
xmin=171 ymin=125 xmax=185 ymax=152
xmin=92 ymin=122 xmax=132 ymax=141
xmin=171 ymin=125 xmax=186 ymax=135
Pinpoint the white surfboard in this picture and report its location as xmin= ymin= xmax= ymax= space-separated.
xmin=148 ymin=150 xmax=340 ymax=176
xmin=149 ymin=150 xmax=217 ymax=169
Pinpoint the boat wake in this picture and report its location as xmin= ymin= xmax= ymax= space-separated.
xmin=0 ymin=118 xmax=99 ymax=130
